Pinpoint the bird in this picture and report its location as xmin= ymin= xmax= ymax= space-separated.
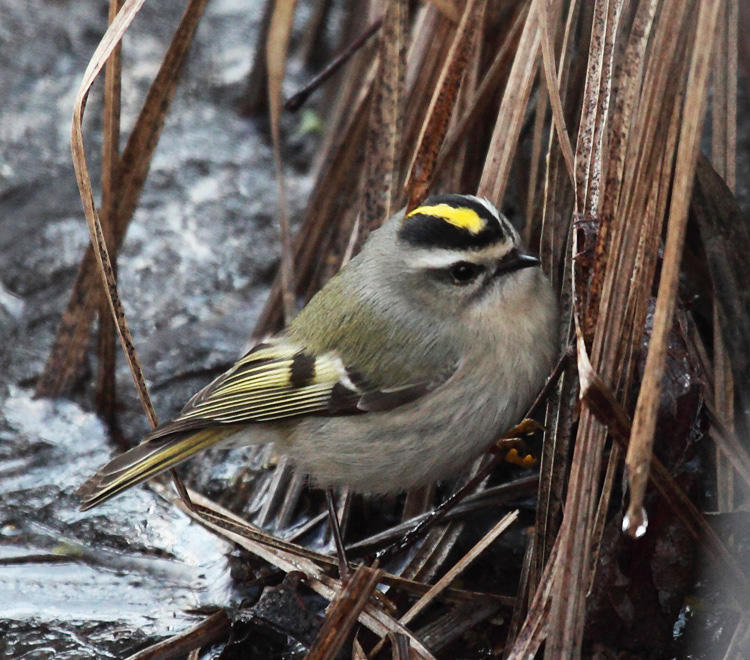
xmin=77 ymin=193 xmax=559 ymax=511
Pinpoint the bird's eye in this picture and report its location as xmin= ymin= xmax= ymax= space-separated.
xmin=448 ymin=261 xmax=482 ymax=284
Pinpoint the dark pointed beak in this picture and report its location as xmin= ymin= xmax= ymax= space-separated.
xmin=493 ymin=249 xmax=540 ymax=277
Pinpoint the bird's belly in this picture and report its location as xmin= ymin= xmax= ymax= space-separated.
xmin=283 ymin=372 xmax=530 ymax=494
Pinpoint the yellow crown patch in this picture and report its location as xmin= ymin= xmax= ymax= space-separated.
xmin=407 ymin=203 xmax=486 ymax=235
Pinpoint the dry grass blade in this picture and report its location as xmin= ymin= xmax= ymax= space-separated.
xmin=584 ymin=0 xmax=659 ymax=333
xmin=477 ymin=0 xmax=540 ymax=204
xmin=70 ymin=0 xmax=158 ymax=427
xmin=353 ymin=636 xmax=368 ymax=660
xmin=95 ymin=0 xmax=123 ymax=431
xmin=726 ymin=0 xmax=738 ymax=194
xmin=300 ymin=0 xmax=359 ymax=92
xmin=712 ymin=2 xmax=729 ymax=181
xmin=713 ymin=310 xmax=735 ymax=512
xmin=285 ymin=17 xmax=383 ymax=113
xmin=400 ymin=510 xmax=518 ymax=627
xmin=576 ymin=335 xmax=632 ymax=441
xmin=100 ymin=0 xmax=122 ymax=267
xmin=587 ymin=0 xmax=686 ymax=401
xmin=34 ymin=258 xmax=99 ymax=396
xmin=396 ymin=521 xmax=465 ymax=591
xmin=242 ymin=1 xmax=273 ymax=115
xmin=277 ymin=470 xmax=307 ymax=528
xmin=572 ymin=0 xmax=625 ymax=346
xmin=502 ymin=532 xmax=534 ymax=657
xmin=536 ymin=0 xmax=574 ymax=186
xmin=403 ymin=0 xmax=485 ymax=210
xmin=377 ymin=575 xmax=515 ymax=609
xmin=711 ymin=0 xmax=737 ymax=192
xmin=416 ymin=598 xmax=500 ymax=654
xmin=389 ymin=632 xmax=410 ymax=659
xmin=586 ymin=442 xmax=619 ymax=593
xmin=625 ymin=0 xmax=722 ymax=537
xmin=544 ymin=363 xmax=606 ymax=655
xmin=113 ymin=0 xmax=209 ymax=242
xmin=37 ymin=0 xmax=209 ymax=399
xmin=170 ymin=484 xmax=337 ymax=562
xmin=360 ymin=0 xmax=405 ymax=237
xmin=424 ymin=0 xmax=460 ymax=23
xmin=537 ymin=0 xmax=579 ymax=288
xmin=124 ymin=610 xmax=230 ymax=660
xmin=307 ymin=564 xmax=383 ymax=660
xmin=530 ymin=356 xmax=576 ymax=597
xmin=573 ymin=0 xmax=623 ymax=219
xmin=256 ymin=456 xmax=295 ymax=527
xmin=267 ymin=0 xmax=297 ymax=323
xmin=505 ymin=534 xmax=560 ymax=659
xmin=401 ymin=485 xmax=435 ymax=524
xmin=523 ymin=64 xmax=547 ymax=243
xmin=398 ymin=6 xmax=453 ymax=191
xmin=434 ymin=1 xmax=528 ymax=179
xmin=711 ymin=0 xmax=737 ymax=512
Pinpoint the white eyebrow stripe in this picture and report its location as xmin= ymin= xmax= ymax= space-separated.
xmin=408 ymin=242 xmax=515 ymax=269
xmin=409 ymin=249 xmax=470 ymax=269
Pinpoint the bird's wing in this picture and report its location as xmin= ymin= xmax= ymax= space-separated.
xmin=146 ymin=337 xmax=452 ymax=441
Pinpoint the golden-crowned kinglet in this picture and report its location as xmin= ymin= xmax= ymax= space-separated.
xmin=77 ymin=194 xmax=559 ymax=510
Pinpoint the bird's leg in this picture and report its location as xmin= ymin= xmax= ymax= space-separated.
xmin=326 ymin=488 xmax=351 ymax=584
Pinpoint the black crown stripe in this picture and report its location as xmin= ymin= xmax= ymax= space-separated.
xmin=399 ymin=194 xmax=506 ymax=250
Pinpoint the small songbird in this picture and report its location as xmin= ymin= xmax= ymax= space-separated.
xmin=77 ymin=194 xmax=559 ymax=510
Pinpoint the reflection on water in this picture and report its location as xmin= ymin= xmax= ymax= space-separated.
xmin=0 ymin=390 xmax=233 ymax=658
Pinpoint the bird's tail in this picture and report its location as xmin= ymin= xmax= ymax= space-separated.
xmin=76 ymin=427 xmax=236 ymax=511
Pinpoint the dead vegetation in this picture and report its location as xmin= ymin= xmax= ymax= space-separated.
xmin=41 ymin=0 xmax=750 ymax=657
